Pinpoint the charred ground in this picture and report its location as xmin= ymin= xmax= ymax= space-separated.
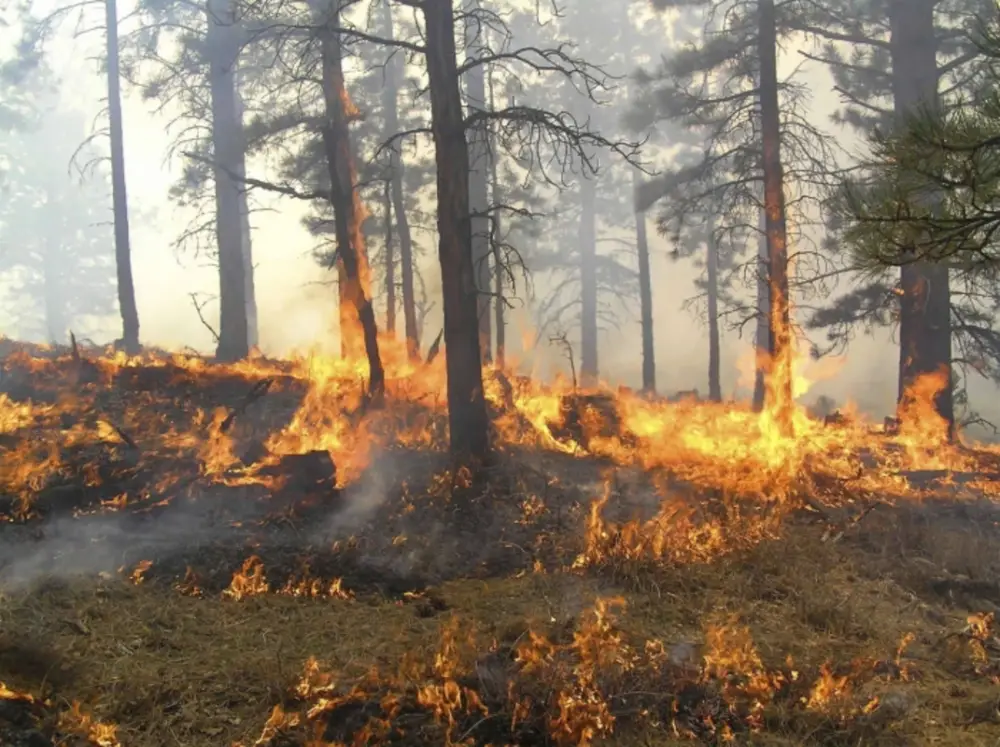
xmin=0 ymin=342 xmax=999 ymax=746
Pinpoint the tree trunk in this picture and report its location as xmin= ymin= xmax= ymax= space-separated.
xmin=207 ymin=0 xmax=249 ymax=362
xmin=380 ymin=0 xmax=419 ymax=358
xmin=490 ymin=126 xmax=504 ymax=368
xmin=758 ymin=0 xmax=794 ymax=432
xmin=752 ymin=209 xmax=768 ymax=410
xmin=462 ymin=0 xmax=492 ymax=361
xmin=706 ymin=212 xmax=721 ymax=402
xmin=316 ymin=0 xmax=384 ymax=399
xmin=384 ymin=180 xmax=396 ymax=336
xmin=487 ymin=56 xmax=504 ymax=367
xmin=579 ymin=175 xmax=598 ymax=384
xmin=423 ymin=0 xmax=490 ymax=461
xmin=232 ymin=60 xmax=258 ymax=349
xmin=632 ymin=170 xmax=655 ymax=393
xmin=105 ymin=0 xmax=140 ymax=354
xmin=889 ymin=0 xmax=954 ymax=435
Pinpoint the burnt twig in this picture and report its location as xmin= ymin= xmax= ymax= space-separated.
xmin=221 ymin=378 xmax=275 ymax=433
xmin=549 ymin=332 xmax=577 ymax=389
xmin=425 ymin=329 xmax=444 ymax=365
xmin=106 ymin=420 xmax=139 ymax=451
xmin=189 ymin=293 xmax=220 ymax=343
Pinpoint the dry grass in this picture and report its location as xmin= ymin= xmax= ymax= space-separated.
xmin=1 ymin=514 xmax=998 ymax=746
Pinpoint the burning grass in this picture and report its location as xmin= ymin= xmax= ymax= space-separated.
xmin=1 ymin=526 xmax=999 ymax=746
xmin=1 ymin=339 xmax=1000 ymax=745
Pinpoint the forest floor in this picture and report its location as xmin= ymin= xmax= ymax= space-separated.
xmin=0 ymin=341 xmax=999 ymax=746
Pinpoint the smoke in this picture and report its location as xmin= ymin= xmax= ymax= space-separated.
xmin=0 ymin=496 xmax=240 ymax=590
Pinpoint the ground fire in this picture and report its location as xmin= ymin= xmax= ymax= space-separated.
xmin=0 ymin=335 xmax=998 ymax=746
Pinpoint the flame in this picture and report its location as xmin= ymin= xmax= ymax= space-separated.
xmin=1 ymin=336 xmax=995 ymax=527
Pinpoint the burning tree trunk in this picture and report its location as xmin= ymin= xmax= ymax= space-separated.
xmin=380 ymin=0 xmax=419 ymax=359
xmin=233 ymin=62 xmax=258 ymax=349
xmin=422 ymin=0 xmax=490 ymax=460
xmin=316 ymin=0 xmax=384 ymax=400
xmin=384 ymin=181 xmax=396 ymax=335
xmin=752 ymin=209 xmax=768 ymax=410
xmin=580 ymin=175 xmax=599 ymax=385
xmin=758 ymin=0 xmax=793 ymax=432
xmin=105 ymin=0 xmax=140 ymax=354
xmin=633 ymin=169 xmax=655 ymax=393
xmin=462 ymin=0 xmax=492 ymax=362
xmin=706 ymin=211 xmax=721 ymax=402
xmin=207 ymin=0 xmax=249 ymax=362
xmin=889 ymin=0 xmax=953 ymax=436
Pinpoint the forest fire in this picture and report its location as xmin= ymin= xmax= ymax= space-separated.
xmin=0 ymin=335 xmax=989 ymax=520
xmin=0 ymin=338 xmax=998 ymax=745
xmin=5 ymin=0 xmax=1000 ymax=736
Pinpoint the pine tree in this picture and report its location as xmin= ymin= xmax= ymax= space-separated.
xmin=633 ymin=0 xmax=838 ymax=425
xmin=823 ymin=3 xmax=1000 ymax=421
xmin=798 ymin=0 xmax=996 ymax=432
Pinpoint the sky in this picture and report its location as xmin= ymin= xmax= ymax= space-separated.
xmin=4 ymin=0 xmax=997 ymax=429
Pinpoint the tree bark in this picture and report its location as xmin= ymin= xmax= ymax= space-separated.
xmin=105 ymin=0 xmax=140 ymax=354
xmin=232 ymin=60 xmax=258 ymax=349
xmin=706 ymin=212 xmax=721 ymax=401
xmin=758 ymin=0 xmax=794 ymax=432
xmin=487 ymin=55 xmax=504 ymax=367
xmin=423 ymin=0 xmax=490 ymax=460
xmin=384 ymin=180 xmax=396 ymax=336
xmin=889 ymin=0 xmax=954 ymax=435
xmin=380 ymin=0 xmax=419 ymax=358
xmin=752 ymin=209 xmax=768 ymax=410
xmin=207 ymin=0 xmax=249 ymax=362
xmin=316 ymin=0 xmax=384 ymax=399
xmin=462 ymin=0 xmax=492 ymax=361
xmin=633 ymin=170 xmax=655 ymax=393
xmin=489 ymin=131 xmax=504 ymax=368
xmin=579 ymin=175 xmax=598 ymax=384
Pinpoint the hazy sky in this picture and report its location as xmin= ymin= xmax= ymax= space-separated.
xmin=6 ymin=1 xmax=996 ymax=427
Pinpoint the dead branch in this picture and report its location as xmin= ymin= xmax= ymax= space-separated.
xmin=183 ymin=151 xmax=331 ymax=202
xmin=188 ymin=293 xmax=220 ymax=343
xmin=549 ymin=332 xmax=577 ymax=389
xmin=221 ymin=378 xmax=275 ymax=433
xmin=425 ymin=329 xmax=444 ymax=365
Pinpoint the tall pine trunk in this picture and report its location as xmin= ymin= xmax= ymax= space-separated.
xmin=316 ymin=0 xmax=384 ymax=399
xmin=752 ymin=209 xmax=768 ymax=410
xmin=462 ymin=1 xmax=492 ymax=361
xmin=706 ymin=212 xmax=721 ymax=401
xmin=579 ymin=175 xmax=598 ymax=384
xmin=758 ymin=0 xmax=793 ymax=431
xmin=423 ymin=0 xmax=490 ymax=460
xmin=384 ymin=181 xmax=396 ymax=335
xmin=633 ymin=169 xmax=655 ymax=393
xmin=380 ymin=0 xmax=419 ymax=358
xmin=105 ymin=0 xmax=140 ymax=354
xmin=207 ymin=0 xmax=249 ymax=361
xmin=232 ymin=61 xmax=258 ymax=349
xmin=487 ymin=59 xmax=504 ymax=366
xmin=889 ymin=0 xmax=953 ymax=435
